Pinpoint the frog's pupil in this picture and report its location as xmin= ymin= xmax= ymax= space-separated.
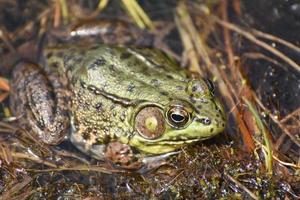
xmin=167 ymin=107 xmax=190 ymax=128
xmin=171 ymin=113 xmax=185 ymax=123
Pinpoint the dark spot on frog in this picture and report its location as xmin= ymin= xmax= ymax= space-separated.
xmin=82 ymin=130 xmax=91 ymax=140
xmin=140 ymin=65 xmax=149 ymax=74
xmin=61 ymin=109 xmax=69 ymax=117
xmin=108 ymin=64 xmax=116 ymax=72
xmin=65 ymin=62 xmax=76 ymax=72
xmin=96 ymin=58 xmax=107 ymax=66
xmin=150 ymin=79 xmax=160 ymax=87
xmin=37 ymin=119 xmax=46 ymax=130
xmin=80 ymin=101 xmax=91 ymax=109
xmin=215 ymin=105 xmax=223 ymax=113
xmin=154 ymin=64 xmax=164 ymax=69
xmin=63 ymin=53 xmax=71 ymax=61
xmin=110 ymin=104 xmax=115 ymax=111
xmin=210 ymin=128 xmax=214 ymax=133
xmin=175 ymin=85 xmax=184 ymax=91
xmin=189 ymin=96 xmax=196 ymax=104
xmin=46 ymin=52 xmax=53 ymax=59
xmin=106 ymin=47 xmax=116 ymax=55
xmin=94 ymin=102 xmax=103 ymax=111
xmin=120 ymin=52 xmax=132 ymax=60
xmin=197 ymin=105 xmax=202 ymax=110
xmin=120 ymin=111 xmax=126 ymax=121
xmin=166 ymin=74 xmax=174 ymax=79
xmin=91 ymin=138 xmax=101 ymax=146
xmin=192 ymin=85 xmax=198 ymax=92
xmin=70 ymin=76 xmax=78 ymax=85
xmin=50 ymin=62 xmax=59 ymax=68
xmin=88 ymin=58 xmax=107 ymax=70
xmin=103 ymin=125 xmax=110 ymax=137
xmin=127 ymin=83 xmax=135 ymax=92
xmin=73 ymin=56 xmax=83 ymax=63
xmin=43 ymin=92 xmax=53 ymax=101
xmin=215 ymin=120 xmax=220 ymax=127
xmin=198 ymin=98 xmax=208 ymax=104
xmin=160 ymin=91 xmax=169 ymax=96
xmin=77 ymin=96 xmax=83 ymax=104
xmin=80 ymin=81 xmax=87 ymax=89
xmin=221 ymin=123 xmax=225 ymax=127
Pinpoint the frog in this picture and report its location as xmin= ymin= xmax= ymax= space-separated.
xmin=9 ymin=20 xmax=226 ymax=169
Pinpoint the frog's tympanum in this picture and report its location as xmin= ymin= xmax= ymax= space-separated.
xmin=10 ymin=36 xmax=226 ymax=169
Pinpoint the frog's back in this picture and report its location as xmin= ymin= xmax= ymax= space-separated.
xmin=44 ymin=44 xmax=192 ymax=106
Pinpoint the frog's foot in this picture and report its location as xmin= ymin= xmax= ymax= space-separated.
xmin=10 ymin=62 xmax=70 ymax=145
xmin=104 ymin=142 xmax=143 ymax=170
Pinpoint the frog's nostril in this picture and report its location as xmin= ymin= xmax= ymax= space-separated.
xmin=197 ymin=117 xmax=211 ymax=125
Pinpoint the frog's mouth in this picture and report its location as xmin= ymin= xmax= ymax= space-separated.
xmin=134 ymin=136 xmax=211 ymax=146
xmin=149 ymin=136 xmax=210 ymax=145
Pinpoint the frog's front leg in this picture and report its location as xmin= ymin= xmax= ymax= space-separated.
xmin=70 ymin=130 xmax=142 ymax=169
xmin=10 ymin=62 xmax=70 ymax=144
xmin=104 ymin=142 xmax=143 ymax=169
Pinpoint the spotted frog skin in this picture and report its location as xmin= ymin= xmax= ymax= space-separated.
xmin=10 ymin=27 xmax=226 ymax=168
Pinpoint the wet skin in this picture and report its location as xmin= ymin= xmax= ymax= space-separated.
xmin=10 ymin=24 xmax=226 ymax=168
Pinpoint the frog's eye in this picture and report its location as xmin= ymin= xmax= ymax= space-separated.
xmin=203 ymin=78 xmax=215 ymax=94
xmin=166 ymin=107 xmax=190 ymax=129
xmin=135 ymin=106 xmax=165 ymax=139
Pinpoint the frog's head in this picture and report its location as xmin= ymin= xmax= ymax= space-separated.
xmin=127 ymin=79 xmax=226 ymax=154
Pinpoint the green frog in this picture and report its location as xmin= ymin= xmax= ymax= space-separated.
xmin=10 ymin=20 xmax=226 ymax=169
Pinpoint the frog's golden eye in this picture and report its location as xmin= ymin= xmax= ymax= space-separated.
xmin=135 ymin=106 xmax=165 ymax=139
xmin=166 ymin=107 xmax=190 ymax=129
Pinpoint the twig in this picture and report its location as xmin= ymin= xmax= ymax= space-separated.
xmin=220 ymin=0 xmax=235 ymax=68
xmin=25 ymin=165 xmax=123 ymax=174
xmin=280 ymin=107 xmax=300 ymax=123
xmin=273 ymin=154 xmax=300 ymax=169
xmin=0 ymin=151 xmax=58 ymax=168
xmin=251 ymin=28 xmax=300 ymax=53
xmin=53 ymin=149 xmax=91 ymax=165
xmin=158 ymin=170 xmax=185 ymax=194
xmin=225 ymin=172 xmax=258 ymax=200
xmin=176 ymin=1 xmax=212 ymax=70
xmin=242 ymin=52 xmax=280 ymax=66
xmin=0 ymin=175 xmax=32 ymax=200
xmin=215 ymin=18 xmax=300 ymax=73
xmin=175 ymin=13 xmax=201 ymax=74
